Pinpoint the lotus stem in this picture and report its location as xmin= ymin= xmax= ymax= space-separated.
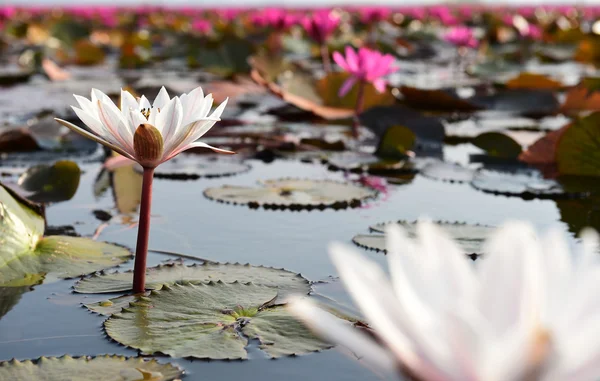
xmin=353 ymin=80 xmax=366 ymax=139
xmin=320 ymin=43 xmax=332 ymax=73
xmin=132 ymin=166 xmax=155 ymax=293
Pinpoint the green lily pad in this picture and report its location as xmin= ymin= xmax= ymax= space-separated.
xmin=470 ymin=169 xmax=585 ymax=199
xmin=0 ymin=355 xmax=182 ymax=381
xmin=204 ymin=179 xmax=378 ymax=210
xmin=75 ymin=262 xmax=310 ymax=299
xmin=556 ymin=112 xmax=600 ymax=177
xmin=17 ymin=160 xmax=81 ymax=203
xmin=472 ymin=131 xmax=523 ymax=158
xmin=420 ymin=161 xmax=475 ymax=183
xmin=104 ymin=281 xmax=329 ymax=359
xmin=0 ymin=185 xmax=131 ymax=287
xmin=138 ymin=154 xmax=251 ymax=180
xmin=352 ymin=221 xmax=495 ymax=257
xmin=375 ymin=125 xmax=416 ymax=160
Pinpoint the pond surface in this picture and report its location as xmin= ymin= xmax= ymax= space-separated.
xmin=0 ymin=144 xmax=567 ymax=380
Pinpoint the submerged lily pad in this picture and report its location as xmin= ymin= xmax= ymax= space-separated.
xmin=0 ymin=185 xmax=131 ymax=286
xmin=204 ymin=179 xmax=378 ymax=210
xmin=352 ymin=221 xmax=494 ymax=257
xmin=419 ymin=161 xmax=475 ymax=183
xmin=75 ymin=262 xmax=310 ymax=298
xmin=0 ymin=355 xmax=182 ymax=381
xmin=470 ymin=169 xmax=587 ymax=199
xmin=104 ymin=281 xmax=329 ymax=359
xmin=141 ymin=154 xmax=251 ymax=180
xmin=17 ymin=160 xmax=81 ymax=203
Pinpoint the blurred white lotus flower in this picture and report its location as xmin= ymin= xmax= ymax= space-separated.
xmin=290 ymin=221 xmax=600 ymax=381
xmin=55 ymin=86 xmax=231 ymax=168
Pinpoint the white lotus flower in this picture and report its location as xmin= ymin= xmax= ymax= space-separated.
xmin=55 ymin=86 xmax=231 ymax=168
xmin=290 ymin=221 xmax=600 ymax=381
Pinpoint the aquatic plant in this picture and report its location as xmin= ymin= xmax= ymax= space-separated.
xmin=55 ymin=87 xmax=230 ymax=292
xmin=291 ymin=221 xmax=600 ymax=381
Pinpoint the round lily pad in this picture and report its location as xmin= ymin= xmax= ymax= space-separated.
xmin=470 ymin=169 xmax=587 ymax=200
xmin=17 ymin=160 xmax=81 ymax=203
xmin=137 ymin=154 xmax=251 ymax=180
xmin=204 ymin=179 xmax=378 ymax=210
xmin=325 ymin=152 xmax=415 ymax=175
xmin=352 ymin=221 xmax=495 ymax=258
xmin=104 ymin=281 xmax=329 ymax=359
xmin=0 ymin=355 xmax=182 ymax=381
xmin=0 ymin=185 xmax=131 ymax=286
xmin=556 ymin=111 xmax=600 ymax=177
xmin=75 ymin=262 xmax=310 ymax=300
xmin=419 ymin=161 xmax=475 ymax=183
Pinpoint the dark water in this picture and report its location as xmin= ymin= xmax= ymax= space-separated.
xmin=0 ymin=143 xmax=568 ymax=380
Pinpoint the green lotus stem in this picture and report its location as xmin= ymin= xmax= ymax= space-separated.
xmin=132 ymin=166 xmax=155 ymax=293
xmin=320 ymin=43 xmax=332 ymax=73
xmin=353 ymin=80 xmax=366 ymax=138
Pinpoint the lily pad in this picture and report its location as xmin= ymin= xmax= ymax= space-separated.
xmin=204 ymin=179 xmax=378 ymax=210
xmin=75 ymin=262 xmax=310 ymax=300
xmin=0 ymin=355 xmax=182 ymax=381
xmin=17 ymin=160 xmax=81 ymax=203
xmin=420 ymin=161 xmax=476 ymax=183
xmin=556 ymin=112 xmax=600 ymax=177
xmin=0 ymin=185 xmax=131 ymax=286
xmin=472 ymin=132 xmax=523 ymax=159
xmin=104 ymin=281 xmax=329 ymax=359
xmin=375 ymin=125 xmax=416 ymax=160
xmin=139 ymin=154 xmax=251 ymax=180
xmin=352 ymin=221 xmax=494 ymax=257
xmin=470 ymin=169 xmax=587 ymax=199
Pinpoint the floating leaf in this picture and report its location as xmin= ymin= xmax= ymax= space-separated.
xmin=420 ymin=161 xmax=475 ymax=183
xmin=315 ymin=72 xmax=395 ymax=110
xmin=560 ymin=85 xmax=600 ymax=114
xmin=352 ymin=221 xmax=494 ymax=257
xmin=0 ymin=355 xmax=182 ymax=381
xmin=76 ymin=262 xmax=310 ymax=299
xmin=399 ymin=86 xmax=482 ymax=113
xmin=204 ymin=179 xmax=378 ymax=210
xmin=73 ymin=39 xmax=106 ymax=66
xmin=504 ymin=73 xmax=563 ymax=90
xmin=470 ymin=169 xmax=585 ymax=199
xmin=17 ymin=160 xmax=81 ymax=203
xmin=375 ymin=125 xmax=416 ymax=160
xmin=140 ymin=154 xmax=251 ymax=180
xmin=472 ymin=132 xmax=523 ymax=159
xmin=196 ymin=36 xmax=255 ymax=76
xmin=556 ymin=112 xmax=600 ymax=177
xmin=0 ymin=185 xmax=131 ymax=286
xmin=104 ymin=282 xmax=329 ymax=359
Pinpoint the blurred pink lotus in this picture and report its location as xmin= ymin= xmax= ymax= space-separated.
xmin=191 ymin=19 xmax=211 ymax=34
xmin=251 ymin=8 xmax=298 ymax=31
xmin=443 ymin=26 xmax=478 ymax=48
xmin=356 ymin=7 xmax=391 ymax=24
xmin=302 ymin=9 xmax=339 ymax=44
xmin=333 ymin=46 xmax=398 ymax=96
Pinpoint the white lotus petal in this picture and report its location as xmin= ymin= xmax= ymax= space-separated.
xmin=164 ymin=141 xmax=234 ymax=162
xmin=91 ymin=88 xmax=113 ymax=105
xmin=157 ymin=97 xmax=183 ymax=154
xmin=97 ymin=100 xmax=134 ymax=152
xmin=181 ymin=86 xmax=206 ymax=125
xmin=139 ymin=95 xmax=151 ymax=111
xmin=329 ymin=243 xmax=449 ymax=381
xmin=121 ymin=89 xmax=139 ymax=116
xmin=74 ymin=94 xmax=97 ymax=117
xmin=478 ymin=222 xmax=543 ymax=335
xmin=153 ymin=86 xmax=170 ymax=109
xmin=197 ymin=94 xmax=214 ymax=119
xmin=287 ymin=298 xmax=397 ymax=372
xmin=72 ymin=106 xmax=109 ymax=138
xmin=579 ymin=228 xmax=600 ymax=269
xmin=54 ymin=118 xmax=135 ymax=160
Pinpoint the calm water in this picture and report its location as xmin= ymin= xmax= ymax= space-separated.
xmin=0 ymin=141 xmax=568 ymax=380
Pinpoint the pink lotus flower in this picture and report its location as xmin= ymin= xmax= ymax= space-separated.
xmin=356 ymin=7 xmax=391 ymax=24
xmin=333 ymin=46 xmax=398 ymax=96
xmin=251 ymin=8 xmax=298 ymax=31
xmin=520 ymin=24 xmax=542 ymax=40
xmin=301 ymin=9 xmax=339 ymax=45
xmin=191 ymin=19 xmax=211 ymax=34
xmin=443 ymin=26 xmax=479 ymax=49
